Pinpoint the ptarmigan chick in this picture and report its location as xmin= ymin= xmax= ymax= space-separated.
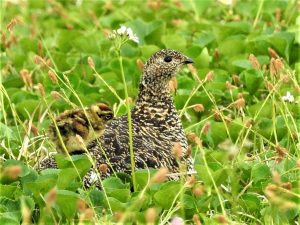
xmin=48 ymin=103 xmax=113 ymax=154
xmin=38 ymin=103 xmax=113 ymax=187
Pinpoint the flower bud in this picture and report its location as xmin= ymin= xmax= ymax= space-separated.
xmin=188 ymin=64 xmax=197 ymax=77
xmin=136 ymin=59 xmax=144 ymax=71
xmin=233 ymin=98 xmax=245 ymax=109
xmin=274 ymin=58 xmax=284 ymax=74
xmin=269 ymin=58 xmax=277 ymax=77
xmin=268 ymin=48 xmax=279 ymax=59
xmin=48 ymin=70 xmax=58 ymax=84
xmin=20 ymin=69 xmax=32 ymax=86
xmin=7 ymin=18 xmax=19 ymax=32
xmin=201 ymin=122 xmax=211 ymax=134
xmin=45 ymin=188 xmax=57 ymax=207
xmin=272 ymin=171 xmax=281 ymax=184
xmin=147 ymin=0 xmax=161 ymax=10
xmin=77 ymin=199 xmax=87 ymax=212
xmin=172 ymin=142 xmax=182 ymax=159
xmin=145 ymin=207 xmax=157 ymax=224
xmin=37 ymin=83 xmax=45 ymax=97
xmin=193 ymin=186 xmax=203 ymax=197
xmin=205 ymin=71 xmax=214 ymax=82
xmin=169 ymin=77 xmax=177 ymax=94
xmin=31 ymin=124 xmax=39 ymax=136
xmin=193 ymin=104 xmax=205 ymax=112
xmin=281 ymin=182 xmax=292 ymax=190
xmin=216 ymin=215 xmax=228 ymax=224
xmin=99 ymin=164 xmax=108 ymax=174
xmin=186 ymin=145 xmax=192 ymax=157
xmin=232 ymin=75 xmax=240 ymax=85
xmin=214 ymin=48 xmax=220 ymax=60
xmin=151 ymin=168 xmax=168 ymax=183
xmin=88 ymin=57 xmax=95 ymax=69
xmin=51 ymin=91 xmax=61 ymax=100
xmin=186 ymin=175 xmax=196 ymax=186
xmin=275 ymin=145 xmax=287 ymax=157
xmin=193 ymin=214 xmax=202 ymax=225
xmin=34 ymin=55 xmax=43 ymax=65
xmin=249 ymin=54 xmax=260 ymax=70
xmin=3 ymin=165 xmax=22 ymax=180
xmin=225 ymin=81 xmax=235 ymax=90
xmin=275 ymin=8 xmax=281 ymax=22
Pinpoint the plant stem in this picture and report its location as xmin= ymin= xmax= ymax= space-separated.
xmin=252 ymin=0 xmax=264 ymax=30
xmin=118 ymin=54 xmax=137 ymax=191
xmin=198 ymin=146 xmax=227 ymax=217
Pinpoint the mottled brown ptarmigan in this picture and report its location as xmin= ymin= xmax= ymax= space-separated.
xmin=86 ymin=49 xmax=194 ymax=184
xmin=40 ymin=49 xmax=193 ymax=188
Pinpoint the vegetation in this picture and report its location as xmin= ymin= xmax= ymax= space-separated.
xmin=1 ymin=0 xmax=299 ymax=224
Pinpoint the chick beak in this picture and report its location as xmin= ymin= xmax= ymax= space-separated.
xmin=183 ymin=58 xmax=194 ymax=64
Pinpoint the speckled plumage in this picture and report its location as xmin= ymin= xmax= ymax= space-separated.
xmin=88 ymin=49 xmax=193 ymax=178
xmin=38 ymin=103 xmax=113 ymax=188
xmin=39 ymin=49 xmax=193 ymax=188
xmin=48 ymin=103 xmax=113 ymax=154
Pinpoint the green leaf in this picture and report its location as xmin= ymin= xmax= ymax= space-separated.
xmin=196 ymin=47 xmax=211 ymax=68
xmin=0 ymin=123 xmax=18 ymax=141
xmin=0 ymin=185 xmax=21 ymax=199
xmin=56 ymin=190 xmax=80 ymax=219
xmin=55 ymin=154 xmax=92 ymax=177
xmin=15 ymin=100 xmax=41 ymax=120
xmin=183 ymin=0 xmax=213 ymax=16
xmin=0 ymin=212 xmax=20 ymax=225
xmin=218 ymin=35 xmax=246 ymax=56
xmin=23 ymin=174 xmax=57 ymax=203
xmin=105 ymin=197 xmax=126 ymax=211
xmin=135 ymin=169 xmax=156 ymax=191
xmin=251 ymin=163 xmax=271 ymax=183
xmin=161 ymin=34 xmax=186 ymax=52
xmin=209 ymin=122 xmax=228 ymax=146
xmin=240 ymin=69 xmax=264 ymax=94
xmin=268 ymin=32 xmax=294 ymax=61
xmin=127 ymin=19 xmax=163 ymax=45
xmin=153 ymin=181 xmax=181 ymax=209
xmin=239 ymin=193 xmax=261 ymax=212
xmin=194 ymin=32 xmax=215 ymax=48
xmin=57 ymin=168 xmax=81 ymax=189
xmin=232 ymin=59 xmax=253 ymax=69
xmin=109 ymin=189 xmax=130 ymax=203
xmin=102 ymin=177 xmax=128 ymax=191
xmin=88 ymin=189 xmax=105 ymax=206
xmin=0 ymin=198 xmax=21 ymax=225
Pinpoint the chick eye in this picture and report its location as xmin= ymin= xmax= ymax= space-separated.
xmin=104 ymin=114 xmax=113 ymax=120
xmin=99 ymin=113 xmax=113 ymax=121
xmin=164 ymin=56 xmax=172 ymax=63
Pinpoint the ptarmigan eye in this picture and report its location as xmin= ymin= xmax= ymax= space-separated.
xmin=104 ymin=114 xmax=113 ymax=120
xmin=99 ymin=113 xmax=113 ymax=121
xmin=164 ymin=56 xmax=172 ymax=63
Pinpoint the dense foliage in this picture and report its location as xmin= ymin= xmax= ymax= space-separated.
xmin=1 ymin=0 xmax=299 ymax=224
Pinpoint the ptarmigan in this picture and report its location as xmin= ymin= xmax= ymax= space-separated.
xmin=87 ymin=49 xmax=194 ymax=181
xmin=38 ymin=103 xmax=113 ymax=185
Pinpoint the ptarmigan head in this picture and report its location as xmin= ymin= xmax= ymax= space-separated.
xmin=143 ymin=49 xmax=193 ymax=83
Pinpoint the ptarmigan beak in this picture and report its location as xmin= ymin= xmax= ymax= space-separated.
xmin=183 ymin=58 xmax=194 ymax=64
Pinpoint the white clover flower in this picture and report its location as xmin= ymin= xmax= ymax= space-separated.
xmin=109 ymin=25 xmax=139 ymax=43
xmin=282 ymin=91 xmax=294 ymax=103
xmin=170 ymin=216 xmax=184 ymax=225
xmin=117 ymin=25 xmax=127 ymax=35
